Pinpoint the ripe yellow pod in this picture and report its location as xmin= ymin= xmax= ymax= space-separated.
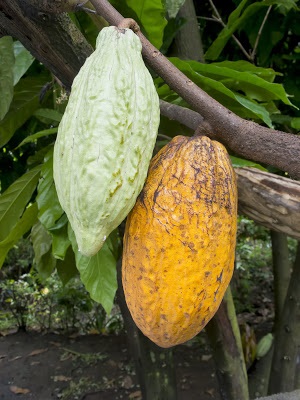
xmin=122 ymin=135 xmax=237 ymax=348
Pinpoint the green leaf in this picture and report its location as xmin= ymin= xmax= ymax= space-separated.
xmin=0 ymin=203 xmax=38 ymax=268
xmin=165 ymin=0 xmax=185 ymax=18
xmin=36 ymin=148 xmax=63 ymax=229
xmin=256 ymin=333 xmax=274 ymax=359
xmin=31 ymin=220 xmax=56 ymax=280
xmin=177 ymin=59 xmax=293 ymax=105
xmin=234 ymin=94 xmax=273 ymax=127
xmin=227 ymin=0 xmax=249 ymax=26
xmin=34 ymin=108 xmax=63 ymax=124
xmin=273 ymin=0 xmax=299 ymax=13
xmin=211 ymin=60 xmax=280 ymax=83
xmin=56 ymin=246 xmax=78 ymax=286
xmin=0 ymin=75 xmax=49 ymax=148
xmin=231 ymin=156 xmax=266 ymax=170
xmin=0 ymin=165 xmax=41 ymax=241
xmin=13 ymin=41 xmax=35 ymax=86
xmin=291 ymin=117 xmax=300 ymax=129
xmin=205 ymin=0 xmax=298 ymax=60
xmin=125 ymin=0 xmax=167 ymax=49
xmin=162 ymin=58 xmax=275 ymax=126
xmin=0 ymin=36 xmax=14 ymax=121
xmin=49 ymin=214 xmax=70 ymax=260
xmin=17 ymin=128 xmax=58 ymax=148
xmin=69 ymin=225 xmax=117 ymax=314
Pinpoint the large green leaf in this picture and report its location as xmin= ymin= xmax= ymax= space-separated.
xmin=36 ymin=148 xmax=63 ymax=229
xmin=209 ymin=60 xmax=280 ymax=83
xmin=205 ymin=0 xmax=298 ymax=60
xmin=125 ymin=0 xmax=167 ymax=49
xmin=0 ymin=203 xmax=38 ymax=268
xmin=0 ymin=165 xmax=41 ymax=241
xmin=160 ymin=58 xmax=274 ymax=126
xmin=13 ymin=41 xmax=35 ymax=86
xmin=31 ymin=220 xmax=56 ymax=280
xmin=0 ymin=36 xmax=14 ymax=121
xmin=177 ymin=59 xmax=293 ymax=105
xmin=0 ymin=75 xmax=49 ymax=148
xmin=69 ymin=225 xmax=117 ymax=314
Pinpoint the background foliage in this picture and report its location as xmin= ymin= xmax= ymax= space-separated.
xmin=0 ymin=0 xmax=299 ymax=314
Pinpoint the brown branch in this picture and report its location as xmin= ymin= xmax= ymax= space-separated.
xmin=236 ymin=168 xmax=300 ymax=240
xmin=159 ymin=99 xmax=205 ymax=130
xmin=89 ymin=0 xmax=300 ymax=180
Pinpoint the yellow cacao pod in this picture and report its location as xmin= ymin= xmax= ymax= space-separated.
xmin=122 ymin=135 xmax=237 ymax=348
xmin=53 ymin=26 xmax=160 ymax=256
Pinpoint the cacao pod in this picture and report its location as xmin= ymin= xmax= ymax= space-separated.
xmin=122 ymin=135 xmax=237 ymax=348
xmin=53 ymin=26 xmax=160 ymax=256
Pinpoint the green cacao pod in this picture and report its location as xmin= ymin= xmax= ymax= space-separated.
xmin=53 ymin=26 xmax=160 ymax=256
xmin=122 ymin=135 xmax=237 ymax=348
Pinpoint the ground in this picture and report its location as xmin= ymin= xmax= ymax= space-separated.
xmin=0 ymin=330 xmax=221 ymax=400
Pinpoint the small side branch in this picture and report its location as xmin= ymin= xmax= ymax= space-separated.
xmin=207 ymin=0 xmax=251 ymax=60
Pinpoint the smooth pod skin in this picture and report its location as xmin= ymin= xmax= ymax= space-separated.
xmin=122 ymin=135 xmax=237 ymax=348
xmin=53 ymin=26 xmax=160 ymax=256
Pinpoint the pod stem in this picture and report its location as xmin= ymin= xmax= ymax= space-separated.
xmin=117 ymin=18 xmax=140 ymax=32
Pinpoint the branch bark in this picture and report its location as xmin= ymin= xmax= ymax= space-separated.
xmin=88 ymin=0 xmax=300 ymax=180
xmin=236 ymin=168 xmax=300 ymax=240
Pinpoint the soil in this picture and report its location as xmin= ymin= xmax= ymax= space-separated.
xmin=0 ymin=330 xmax=221 ymax=400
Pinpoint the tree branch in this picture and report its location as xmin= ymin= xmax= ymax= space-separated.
xmin=236 ymin=168 xmax=300 ymax=240
xmin=250 ymin=5 xmax=272 ymax=63
xmin=89 ymin=0 xmax=300 ymax=180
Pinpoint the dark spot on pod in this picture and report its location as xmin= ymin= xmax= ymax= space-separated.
xmin=217 ymin=270 xmax=223 ymax=283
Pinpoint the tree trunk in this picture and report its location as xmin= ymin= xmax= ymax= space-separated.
xmin=249 ymin=232 xmax=291 ymax=399
xmin=0 ymin=0 xmax=93 ymax=89
xmin=173 ymin=0 xmax=205 ymax=62
xmin=116 ymin=260 xmax=177 ymax=400
xmin=206 ymin=287 xmax=249 ymax=400
xmin=271 ymin=231 xmax=291 ymax=327
xmin=268 ymin=242 xmax=300 ymax=394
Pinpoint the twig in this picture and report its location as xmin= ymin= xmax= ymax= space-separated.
xmin=250 ymin=5 xmax=272 ymax=62
xmin=207 ymin=0 xmax=251 ymax=61
xmin=198 ymin=16 xmax=223 ymax=23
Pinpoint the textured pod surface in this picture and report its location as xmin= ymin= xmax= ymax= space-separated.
xmin=53 ymin=26 xmax=160 ymax=256
xmin=122 ymin=135 xmax=237 ymax=348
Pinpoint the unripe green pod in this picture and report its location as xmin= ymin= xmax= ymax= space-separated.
xmin=53 ymin=26 xmax=160 ymax=256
